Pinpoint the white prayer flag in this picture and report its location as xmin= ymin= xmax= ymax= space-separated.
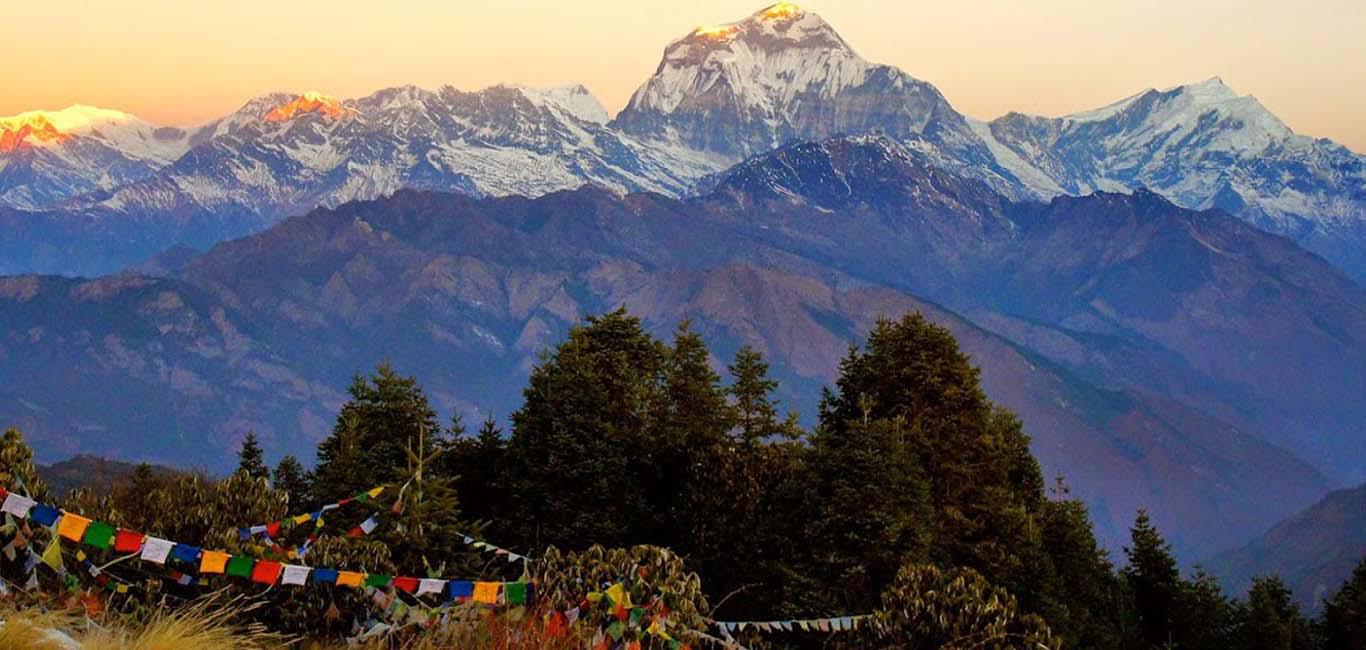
xmin=358 ymin=516 xmax=378 ymax=535
xmin=140 ymin=537 xmax=174 ymax=564
xmin=281 ymin=564 xmax=311 ymax=586
xmin=417 ymin=578 xmax=446 ymax=596
xmin=1 ymin=493 xmax=35 ymax=518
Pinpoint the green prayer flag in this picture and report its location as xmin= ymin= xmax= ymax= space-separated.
xmin=225 ymin=555 xmax=254 ymax=578
xmin=365 ymin=574 xmax=392 ymax=588
xmin=82 ymin=521 xmax=117 ymax=550
xmin=630 ymin=607 xmax=645 ymax=626
xmin=607 ymin=621 xmax=625 ymax=641
xmin=505 ymin=581 xmax=527 ymax=605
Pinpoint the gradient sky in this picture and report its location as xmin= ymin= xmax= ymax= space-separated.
xmin=4 ymin=1 xmax=1364 ymax=151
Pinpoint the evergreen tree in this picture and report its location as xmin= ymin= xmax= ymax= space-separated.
xmin=272 ymin=455 xmax=312 ymax=509
xmin=1123 ymin=510 xmax=1182 ymax=649
xmin=804 ymin=417 xmax=933 ymax=612
xmin=313 ymin=362 xmax=439 ymax=499
xmin=1318 ymin=557 xmax=1366 ymax=650
xmin=1036 ymin=482 xmax=1126 ymax=649
xmin=443 ymin=413 xmax=508 ymax=526
xmin=1177 ymin=568 xmax=1236 ymax=650
xmin=236 ymin=431 xmax=269 ymax=479
xmin=728 ymin=345 xmax=797 ymax=444
xmin=506 ymin=308 xmax=668 ymax=549
xmin=818 ymin=314 xmax=1046 ymax=599
xmin=1233 ymin=576 xmax=1311 ymax=650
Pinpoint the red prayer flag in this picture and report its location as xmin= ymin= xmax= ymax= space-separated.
xmin=392 ymin=576 xmax=420 ymax=593
xmin=547 ymin=611 xmax=569 ymax=638
xmin=265 ymin=522 xmax=281 ymax=538
xmin=251 ymin=560 xmax=283 ymax=585
xmin=0 ymin=487 xmax=8 ymax=500
xmin=113 ymin=529 xmax=145 ymax=553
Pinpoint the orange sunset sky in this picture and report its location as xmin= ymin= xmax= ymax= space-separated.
xmin=4 ymin=0 xmax=1364 ymax=151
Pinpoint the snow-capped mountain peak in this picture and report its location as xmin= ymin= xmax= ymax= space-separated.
xmin=505 ymin=84 xmax=610 ymax=125
xmin=263 ymin=91 xmax=352 ymax=123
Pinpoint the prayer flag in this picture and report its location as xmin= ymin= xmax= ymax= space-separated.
xmin=0 ymin=493 xmax=35 ymax=518
xmin=606 ymin=583 xmax=630 ymax=607
xmin=367 ymin=487 xmax=384 ymax=499
xmin=251 ymin=561 xmax=283 ymax=585
xmin=82 ymin=521 xmax=117 ymax=550
xmin=336 ymin=571 xmax=364 ymax=588
xmin=57 ymin=512 xmax=91 ymax=542
xmin=364 ymin=574 xmax=392 ymax=588
xmin=311 ymin=568 xmax=338 ymax=584
xmin=199 ymin=551 xmax=230 ymax=574
xmin=41 ymin=536 xmax=62 ymax=571
xmin=292 ymin=513 xmax=312 ymax=525
xmin=448 ymin=580 xmax=474 ymax=599
xmin=113 ymin=530 xmax=144 ymax=553
xmin=265 ymin=522 xmax=281 ymax=538
xmin=505 ymin=581 xmax=528 ymax=605
xmin=281 ymin=565 xmax=310 ymax=586
xmin=30 ymin=505 xmax=60 ymax=528
xmin=417 ymin=578 xmax=446 ymax=596
xmin=140 ymin=537 xmax=174 ymax=564
xmin=473 ymin=581 xmax=500 ymax=604
xmin=171 ymin=543 xmax=201 ymax=564
xmin=225 ymin=555 xmax=255 ymax=578
xmin=393 ymin=576 xmax=420 ymax=593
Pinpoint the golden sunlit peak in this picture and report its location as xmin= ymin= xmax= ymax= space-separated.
xmin=693 ymin=24 xmax=739 ymax=39
xmin=759 ymin=2 xmax=803 ymax=20
xmin=263 ymin=92 xmax=351 ymax=123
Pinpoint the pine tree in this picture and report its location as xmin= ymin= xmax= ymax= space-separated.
xmin=1036 ymin=483 xmax=1126 ymax=649
xmin=1123 ymin=510 xmax=1182 ymax=649
xmin=443 ymin=413 xmax=508 ymax=526
xmin=817 ymin=314 xmax=1046 ymax=600
xmin=236 ymin=431 xmax=269 ymax=479
xmin=728 ymin=345 xmax=794 ymax=444
xmin=506 ymin=308 xmax=668 ymax=549
xmin=1319 ymin=557 xmax=1366 ymax=650
xmin=804 ymin=417 xmax=933 ymax=612
xmin=272 ymin=455 xmax=311 ymax=509
xmin=1233 ymin=576 xmax=1311 ymax=650
xmin=1177 ymin=568 xmax=1235 ymax=650
xmin=313 ymin=362 xmax=439 ymax=499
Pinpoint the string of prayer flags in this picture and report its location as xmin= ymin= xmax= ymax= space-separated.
xmin=713 ymin=614 xmax=872 ymax=636
xmin=240 ymin=485 xmax=386 ymax=540
xmin=458 ymin=531 xmax=529 ymax=563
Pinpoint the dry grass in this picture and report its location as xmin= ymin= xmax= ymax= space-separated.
xmin=0 ymin=607 xmax=83 ymax=650
xmin=1 ymin=594 xmax=286 ymax=650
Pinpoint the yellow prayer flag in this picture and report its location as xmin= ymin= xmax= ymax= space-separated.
xmin=367 ymin=487 xmax=384 ymax=499
xmin=200 ymin=551 xmax=230 ymax=574
xmin=473 ymin=581 xmax=500 ymax=604
xmin=292 ymin=513 xmax=312 ymax=525
xmin=41 ymin=536 xmax=62 ymax=571
xmin=57 ymin=513 xmax=91 ymax=542
xmin=336 ymin=571 xmax=364 ymax=588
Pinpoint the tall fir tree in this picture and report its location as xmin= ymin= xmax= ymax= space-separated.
xmin=817 ymin=314 xmax=1046 ymax=601
xmin=313 ymin=362 xmax=439 ymax=500
xmin=1234 ymin=576 xmax=1311 ymax=650
xmin=728 ymin=344 xmax=797 ymax=444
xmin=1036 ymin=481 xmax=1127 ymax=649
xmin=1318 ymin=557 xmax=1366 ymax=650
xmin=1123 ymin=510 xmax=1182 ymax=649
xmin=236 ymin=431 xmax=269 ymax=479
xmin=272 ymin=455 xmax=312 ymax=509
xmin=506 ymin=308 xmax=668 ymax=549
